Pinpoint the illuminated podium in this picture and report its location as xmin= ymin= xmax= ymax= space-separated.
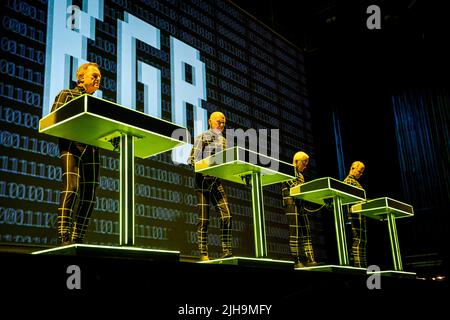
xmin=195 ymin=146 xmax=295 ymax=258
xmin=351 ymin=197 xmax=414 ymax=271
xmin=290 ymin=177 xmax=366 ymax=266
xmin=39 ymin=94 xmax=188 ymax=246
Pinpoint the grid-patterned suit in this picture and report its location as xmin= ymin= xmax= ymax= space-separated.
xmin=188 ymin=130 xmax=232 ymax=256
xmin=51 ymin=86 xmax=100 ymax=244
xmin=343 ymin=175 xmax=367 ymax=267
xmin=281 ymin=171 xmax=315 ymax=264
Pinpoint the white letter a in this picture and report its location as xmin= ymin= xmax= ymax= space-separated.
xmin=366 ymin=265 xmax=381 ymax=289
xmin=366 ymin=5 xmax=381 ymax=29
xmin=66 ymin=265 xmax=81 ymax=290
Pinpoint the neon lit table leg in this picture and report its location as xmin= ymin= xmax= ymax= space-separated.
xmin=333 ymin=195 xmax=349 ymax=265
xmin=250 ymin=172 xmax=267 ymax=258
xmin=119 ymin=133 xmax=135 ymax=246
xmin=387 ymin=213 xmax=403 ymax=270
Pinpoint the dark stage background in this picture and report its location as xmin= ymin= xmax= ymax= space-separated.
xmin=1 ymin=0 xmax=448 ymax=278
xmin=233 ymin=0 xmax=449 ymax=277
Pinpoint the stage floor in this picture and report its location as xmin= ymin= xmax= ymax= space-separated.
xmin=0 ymin=247 xmax=446 ymax=317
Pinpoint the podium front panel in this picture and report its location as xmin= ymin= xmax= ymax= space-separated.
xmin=195 ymin=147 xmax=295 ymax=186
xmin=39 ymin=94 xmax=188 ymax=158
xmin=290 ymin=177 xmax=366 ymax=204
xmin=351 ymin=197 xmax=414 ymax=220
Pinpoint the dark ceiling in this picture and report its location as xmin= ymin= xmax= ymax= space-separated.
xmin=230 ymin=0 xmax=447 ymax=50
xmin=230 ymin=0 xmax=450 ymax=86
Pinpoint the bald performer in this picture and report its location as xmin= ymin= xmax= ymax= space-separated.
xmin=282 ymin=151 xmax=320 ymax=268
xmin=188 ymin=112 xmax=232 ymax=261
xmin=343 ymin=161 xmax=367 ymax=267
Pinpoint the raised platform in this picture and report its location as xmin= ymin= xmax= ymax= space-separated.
xmin=294 ymin=264 xmax=417 ymax=279
xmin=199 ymin=256 xmax=293 ymax=268
xmin=295 ymin=264 xmax=366 ymax=274
xmin=31 ymin=243 xmax=180 ymax=262
xmin=367 ymin=269 xmax=417 ymax=279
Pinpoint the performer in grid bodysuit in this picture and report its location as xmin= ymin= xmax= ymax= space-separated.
xmin=281 ymin=151 xmax=320 ymax=268
xmin=50 ymin=62 xmax=102 ymax=245
xmin=188 ymin=112 xmax=232 ymax=261
xmin=343 ymin=161 xmax=367 ymax=268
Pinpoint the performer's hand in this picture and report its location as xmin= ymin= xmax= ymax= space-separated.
xmin=324 ymin=198 xmax=333 ymax=210
xmin=110 ymin=137 xmax=120 ymax=152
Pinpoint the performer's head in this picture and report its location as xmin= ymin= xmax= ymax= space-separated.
xmin=76 ymin=62 xmax=101 ymax=94
xmin=349 ymin=161 xmax=365 ymax=179
xmin=293 ymin=151 xmax=309 ymax=173
xmin=208 ymin=111 xmax=226 ymax=134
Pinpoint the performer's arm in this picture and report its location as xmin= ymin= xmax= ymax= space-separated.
xmin=188 ymin=134 xmax=203 ymax=166
xmin=50 ymin=90 xmax=71 ymax=112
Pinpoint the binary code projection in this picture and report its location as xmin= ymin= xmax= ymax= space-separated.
xmin=0 ymin=0 xmax=314 ymax=259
